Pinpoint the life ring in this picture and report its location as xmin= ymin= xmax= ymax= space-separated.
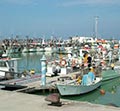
xmin=60 ymin=59 xmax=67 ymax=67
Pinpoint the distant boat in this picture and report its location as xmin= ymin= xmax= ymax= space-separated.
xmin=28 ymin=45 xmax=36 ymax=53
xmin=7 ymin=44 xmax=22 ymax=54
xmin=102 ymin=68 xmax=120 ymax=81
xmin=22 ymin=46 xmax=29 ymax=53
xmin=56 ymin=77 xmax=102 ymax=96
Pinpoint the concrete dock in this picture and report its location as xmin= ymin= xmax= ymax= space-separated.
xmin=0 ymin=90 xmax=120 ymax=111
xmin=0 ymin=64 xmax=120 ymax=111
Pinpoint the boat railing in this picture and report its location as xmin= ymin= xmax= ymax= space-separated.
xmin=57 ymin=78 xmax=77 ymax=85
xmin=65 ymin=79 xmax=77 ymax=85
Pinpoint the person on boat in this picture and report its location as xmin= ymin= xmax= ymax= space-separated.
xmin=81 ymin=73 xmax=89 ymax=85
xmin=87 ymin=54 xmax=92 ymax=68
xmin=87 ymin=67 xmax=95 ymax=83
xmin=83 ymin=53 xmax=88 ymax=65
xmin=81 ymin=69 xmax=89 ymax=85
xmin=92 ymin=62 xmax=100 ymax=77
xmin=77 ymin=76 xmax=82 ymax=84
xmin=111 ymin=63 xmax=115 ymax=70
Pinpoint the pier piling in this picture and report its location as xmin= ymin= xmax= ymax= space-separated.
xmin=40 ymin=54 xmax=47 ymax=86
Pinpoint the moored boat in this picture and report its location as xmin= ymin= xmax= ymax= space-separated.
xmin=56 ymin=77 xmax=102 ymax=96
xmin=102 ymin=68 xmax=120 ymax=81
xmin=0 ymin=57 xmax=20 ymax=79
xmin=22 ymin=46 xmax=29 ymax=53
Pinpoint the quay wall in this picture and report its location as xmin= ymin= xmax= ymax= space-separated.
xmin=0 ymin=90 xmax=119 ymax=111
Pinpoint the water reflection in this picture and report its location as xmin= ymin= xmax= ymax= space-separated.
xmin=9 ymin=52 xmax=63 ymax=73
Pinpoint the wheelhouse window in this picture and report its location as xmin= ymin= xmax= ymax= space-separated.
xmin=8 ymin=61 xmax=14 ymax=67
xmin=0 ymin=62 xmax=7 ymax=67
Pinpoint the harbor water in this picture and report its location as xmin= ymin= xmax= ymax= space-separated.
xmin=10 ymin=52 xmax=120 ymax=107
xmin=12 ymin=52 xmax=59 ymax=73
xmin=63 ymin=77 xmax=120 ymax=107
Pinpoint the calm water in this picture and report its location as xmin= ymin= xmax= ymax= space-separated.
xmin=10 ymin=52 xmax=120 ymax=107
xmin=11 ymin=52 xmax=60 ymax=73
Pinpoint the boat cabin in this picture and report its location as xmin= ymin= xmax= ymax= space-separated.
xmin=0 ymin=58 xmax=18 ymax=79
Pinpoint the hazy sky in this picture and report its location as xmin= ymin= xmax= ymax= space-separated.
xmin=0 ymin=0 xmax=120 ymax=39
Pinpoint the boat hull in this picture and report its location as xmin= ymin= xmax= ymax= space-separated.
xmin=56 ymin=77 xmax=102 ymax=96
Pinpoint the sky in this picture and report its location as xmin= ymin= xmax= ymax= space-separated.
xmin=0 ymin=0 xmax=120 ymax=39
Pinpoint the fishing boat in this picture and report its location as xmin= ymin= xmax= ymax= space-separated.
xmin=22 ymin=46 xmax=29 ymax=53
xmin=56 ymin=76 xmax=102 ymax=96
xmin=0 ymin=57 xmax=20 ymax=79
xmin=102 ymin=67 xmax=120 ymax=81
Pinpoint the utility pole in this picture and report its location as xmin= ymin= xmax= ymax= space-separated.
xmin=95 ymin=16 xmax=99 ymax=39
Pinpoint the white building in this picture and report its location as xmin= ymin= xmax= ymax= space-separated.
xmin=72 ymin=36 xmax=96 ymax=43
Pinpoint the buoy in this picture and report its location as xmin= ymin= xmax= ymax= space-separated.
xmin=100 ymin=89 xmax=105 ymax=95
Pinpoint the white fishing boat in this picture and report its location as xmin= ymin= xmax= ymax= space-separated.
xmin=0 ymin=57 xmax=19 ymax=79
xmin=44 ymin=47 xmax=52 ymax=52
xmin=22 ymin=46 xmax=29 ymax=53
xmin=56 ymin=77 xmax=102 ymax=96
xmin=28 ymin=45 xmax=36 ymax=52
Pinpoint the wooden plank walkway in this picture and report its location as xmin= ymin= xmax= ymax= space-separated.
xmin=0 ymin=70 xmax=81 ymax=93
